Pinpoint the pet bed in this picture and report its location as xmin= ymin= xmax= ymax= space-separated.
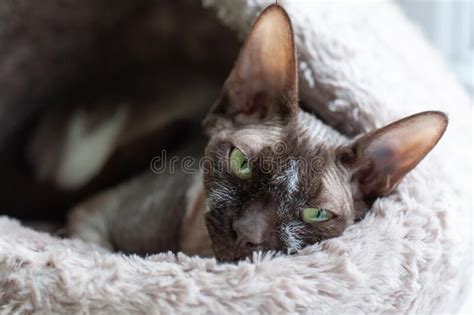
xmin=0 ymin=0 xmax=472 ymax=313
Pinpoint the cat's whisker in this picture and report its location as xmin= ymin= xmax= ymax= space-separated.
xmin=281 ymin=221 xmax=305 ymax=252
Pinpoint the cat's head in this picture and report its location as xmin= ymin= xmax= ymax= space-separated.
xmin=202 ymin=5 xmax=447 ymax=261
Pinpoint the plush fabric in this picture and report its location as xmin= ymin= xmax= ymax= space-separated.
xmin=0 ymin=0 xmax=471 ymax=313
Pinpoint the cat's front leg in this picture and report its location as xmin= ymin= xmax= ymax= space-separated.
xmin=68 ymin=170 xmax=210 ymax=256
xmin=68 ymin=194 xmax=115 ymax=251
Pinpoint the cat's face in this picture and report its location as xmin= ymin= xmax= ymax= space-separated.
xmin=202 ymin=5 xmax=447 ymax=261
xmin=203 ymin=113 xmax=358 ymax=261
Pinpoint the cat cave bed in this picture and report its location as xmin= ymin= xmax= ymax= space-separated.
xmin=0 ymin=0 xmax=471 ymax=313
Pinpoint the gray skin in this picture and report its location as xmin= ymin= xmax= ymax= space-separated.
xmin=0 ymin=0 xmax=239 ymax=147
xmin=68 ymin=143 xmax=205 ymax=256
xmin=202 ymin=5 xmax=447 ymax=261
xmin=68 ymin=5 xmax=447 ymax=262
xmin=69 ymin=169 xmax=193 ymax=255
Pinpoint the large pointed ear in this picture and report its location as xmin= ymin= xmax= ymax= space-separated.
xmin=339 ymin=111 xmax=448 ymax=199
xmin=204 ymin=4 xmax=298 ymax=130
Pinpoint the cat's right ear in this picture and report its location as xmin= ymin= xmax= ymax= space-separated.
xmin=203 ymin=4 xmax=298 ymax=133
xmin=339 ymin=111 xmax=448 ymax=200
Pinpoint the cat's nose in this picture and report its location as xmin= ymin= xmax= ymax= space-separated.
xmin=233 ymin=222 xmax=264 ymax=248
xmin=232 ymin=209 xmax=268 ymax=248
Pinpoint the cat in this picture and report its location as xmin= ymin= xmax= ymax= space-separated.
xmin=69 ymin=4 xmax=447 ymax=262
xmin=0 ymin=0 xmax=239 ymax=220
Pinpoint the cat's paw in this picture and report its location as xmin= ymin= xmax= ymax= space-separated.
xmin=68 ymin=201 xmax=114 ymax=251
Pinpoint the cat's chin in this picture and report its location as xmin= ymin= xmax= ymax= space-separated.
xmin=215 ymin=249 xmax=289 ymax=263
xmin=205 ymin=212 xmax=289 ymax=262
xmin=214 ymin=248 xmax=257 ymax=262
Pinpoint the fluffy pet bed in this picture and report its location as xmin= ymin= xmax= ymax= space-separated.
xmin=1 ymin=0 xmax=472 ymax=313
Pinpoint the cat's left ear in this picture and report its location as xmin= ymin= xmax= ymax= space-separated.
xmin=339 ymin=111 xmax=448 ymax=200
xmin=204 ymin=4 xmax=298 ymax=130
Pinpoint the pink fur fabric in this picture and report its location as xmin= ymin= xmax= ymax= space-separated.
xmin=1 ymin=0 xmax=471 ymax=313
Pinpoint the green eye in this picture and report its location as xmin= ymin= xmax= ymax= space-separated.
xmin=301 ymin=207 xmax=333 ymax=223
xmin=229 ymin=148 xmax=252 ymax=180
